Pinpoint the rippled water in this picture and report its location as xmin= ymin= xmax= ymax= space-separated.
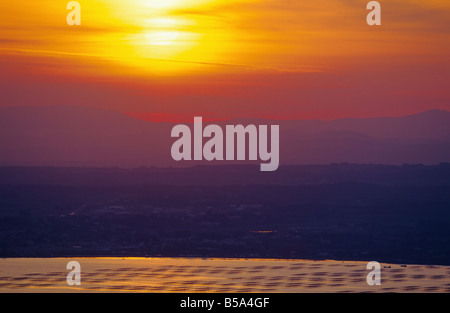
xmin=0 ymin=258 xmax=449 ymax=293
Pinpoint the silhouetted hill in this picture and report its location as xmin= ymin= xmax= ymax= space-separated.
xmin=0 ymin=106 xmax=449 ymax=167
xmin=0 ymin=105 xmax=173 ymax=167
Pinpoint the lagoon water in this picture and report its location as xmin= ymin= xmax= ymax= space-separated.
xmin=0 ymin=258 xmax=449 ymax=293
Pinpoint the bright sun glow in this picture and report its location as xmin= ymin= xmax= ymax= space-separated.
xmin=0 ymin=0 xmax=239 ymax=75
xmin=139 ymin=0 xmax=216 ymax=10
xmin=115 ymin=0 xmax=234 ymax=73
xmin=148 ymin=17 xmax=178 ymax=28
xmin=145 ymin=17 xmax=179 ymax=46
xmin=145 ymin=30 xmax=179 ymax=46
xmin=140 ymin=0 xmax=180 ymax=9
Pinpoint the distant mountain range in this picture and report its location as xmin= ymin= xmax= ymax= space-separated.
xmin=0 ymin=106 xmax=449 ymax=167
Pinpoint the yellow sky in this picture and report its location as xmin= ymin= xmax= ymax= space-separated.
xmin=0 ymin=0 xmax=242 ymax=75
xmin=1 ymin=0 xmax=448 ymax=77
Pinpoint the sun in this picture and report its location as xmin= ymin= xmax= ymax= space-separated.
xmin=145 ymin=30 xmax=179 ymax=46
xmin=93 ymin=0 xmax=238 ymax=74
xmin=144 ymin=17 xmax=178 ymax=46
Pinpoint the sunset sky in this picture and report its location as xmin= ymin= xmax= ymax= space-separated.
xmin=1 ymin=0 xmax=449 ymax=121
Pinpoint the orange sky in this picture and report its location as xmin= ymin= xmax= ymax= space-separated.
xmin=1 ymin=0 xmax=449 ymax=120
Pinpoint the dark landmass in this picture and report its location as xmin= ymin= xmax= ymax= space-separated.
xmin=0 ymin=164 xmax=449 ymax=265
xmin=1 ymin=163 xmax=450 ymax=186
